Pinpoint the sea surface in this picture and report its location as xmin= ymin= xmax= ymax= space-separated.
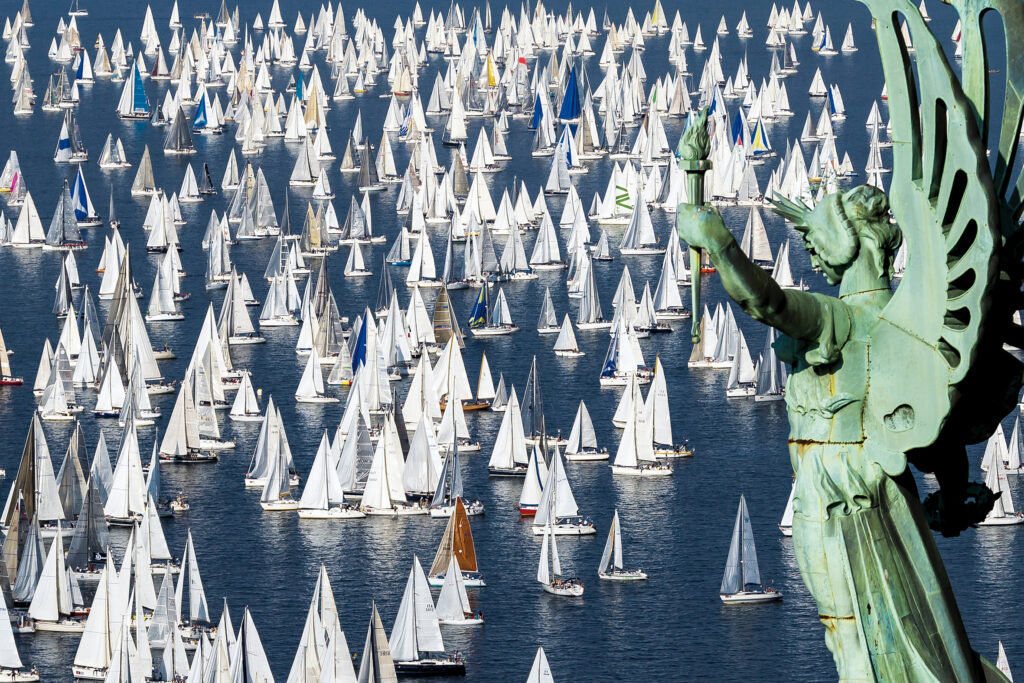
xmin=0 ymin=0 xmax=1017 ymax=681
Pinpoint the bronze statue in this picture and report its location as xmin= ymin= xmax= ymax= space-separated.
xmin=677 ymin=0 xmax=1024 ymax=679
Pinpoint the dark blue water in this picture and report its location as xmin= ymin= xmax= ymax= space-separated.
xmin=0 ymin=0 xmax=1017 ymax=680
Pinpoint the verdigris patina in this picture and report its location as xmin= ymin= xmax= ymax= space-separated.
xmin=678 ymin=0 xmax=1024 ymax=679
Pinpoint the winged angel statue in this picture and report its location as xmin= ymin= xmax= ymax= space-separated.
xmin=678 ymin=0 xmax=1024 ymax=679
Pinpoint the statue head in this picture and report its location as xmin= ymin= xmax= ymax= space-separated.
xmin=771 ymin=185 xmax=901 ymax=286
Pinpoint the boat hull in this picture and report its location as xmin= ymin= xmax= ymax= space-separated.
xmin=720 ymin=590 xmax=783 ymax=604
xmin=611 ymin=464 xmax=673 ymax=477
xmin=565 ymin=450 xmax=610 ymax=461
xmin=297 ymin=507 xmax=366 ymax=519
xmin=32 ymin=619 xmax=85 ymax=633
xmin=599 ymin=569 xmax=648 ymax=581
xmin=488 ymin=466 xmax=527 ymax=476
xmin=260 ymin=500 xmax=300 ymax=511
xmin=394 ymin=659 xmax=466 ymax=676
xmin=531 ymin=523 xmax=596 ymax=536
xmin=541 ymin=582 xmax=585 ymax=597
xmin=439 ymin=617 xmax=484 ymax=626
xmin=73 ymin=665 xmax=107 ymax=680
xmin=978 ymin=516 xmax=1024 ymax=526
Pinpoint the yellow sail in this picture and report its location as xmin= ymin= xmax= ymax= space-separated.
xmin=486 ymin=55 xmax=497 ymax=88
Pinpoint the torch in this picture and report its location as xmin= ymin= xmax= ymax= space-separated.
xmin=677 ymin=107 xmax=712 ymax=344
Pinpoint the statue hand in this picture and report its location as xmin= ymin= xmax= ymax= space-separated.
xmin=676 ymin=203 xmax=733 ymax=254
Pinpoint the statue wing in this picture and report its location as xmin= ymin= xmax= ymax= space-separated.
xmin=860 ymin=0 xmax=1012 ymax=457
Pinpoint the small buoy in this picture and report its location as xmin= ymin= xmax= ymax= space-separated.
xmin=257 ymin=388 xmax=263 ymax=397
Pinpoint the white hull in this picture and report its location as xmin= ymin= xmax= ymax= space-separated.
xmin=576 ymin=321 xmax=613 ymax=330
xmin=439 ymin=616 xmax=484 ymax=626
xmin=565 ymin=451 xmax=610 ymax=461
xmin=297 ymin=507 xmax=366 ymax=519
xmin=295 ymin=395 xmax=340 ymax=403
xmin=260 ymin=500 xmax=300 ymax=511
xmin=72 ymin=665 xmax=107 ymax=680
xmin=537 ymin=327 xmax=560 ymax=335
xmin=555 ymin=349 xmax=585 ymax=357
xmin=228 ymin=335 xmax=266 ymax=345
xmin=199 ymin=439 xmax=235 ymax=450
xmin=428 ymin=573 xmax=485 ymax=588
xmin=531 ymin=523 xmax=596 ymax=536
xmin=0 ymin=670 xmax=39 ymax=682
xmin=726 ymin=386 xmax=757 ymax=398
xmin=720 ymin=589 xmax=783 ymax=604
xmin=541 ymin=581 xmax=584 ymax=596
xmin=978 ymin=515 xmax=1024 ymax=526
xmin=32 ymin=619 xmax=85 ymax=633
xmin=619 ymin=247 xmax=667 ymax=255
xmin=611 ymin=464 xmax=673 ymax=477
xmin=779 ymin=525 xmax=793 ymax=537
xmin=259 ymin=317 xmax=299 ymax=327
xmin=469 ymin=326 xmax=519 ymax=337
xmin=146 ymin=313 xmax=184 ymax=322
xmin=361 ymin=505 xmax=430 ymax=516
xmin=599 ymin=569 xmax=648 ymax=581
xmin=430 ymin=502 xmax=485 ymax=517
xmin=229 ymin=413 xmax=264 ymax=422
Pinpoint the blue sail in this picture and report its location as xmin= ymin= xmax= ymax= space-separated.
xmin=731 ymin=110 xmax=745 ymax=146
xmin=296 ymin=72 xmax=305 ymax=101
xmin=192 ymin=97 xmax=208 ymax=129
xmin=528 ymin=94 xmax=544 ymax=130
xmin=468 ymin=287 xmax=488 ymax=328
xmin=132 ymin=64 xmax=149 ymax=113
xmin=72 ymin=169 xmax=88 ymax=221
xmin=75 ymin=55 xmax=85 ymax=81
xmin=601 ymin=332 xmax=619 ymax=377
xmin=558 ymin=67 xmax=581 ymax=121
xmin=351 ymin=318 xmax=368 ymax=370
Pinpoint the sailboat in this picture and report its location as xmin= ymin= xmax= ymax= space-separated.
xmin=720 ymin=495 xmax=783 ymax=603
xmin=430 ymin=444 xmax=484 ymax=517
xmin=487 ymin=390 xmax=530 ymax=475
xmin=537 ymin=521 xmax=584 ymax=596
xmin=979 ymin=444 xmax=1024 ymax=525
xmin=779 ymin=482 xmax=795 ymax=537
xmin=435 ymin=555 xmax=483 ymax=625
xmin=533 ymin=446 xmax=595 ymax=535
xmin=611 ymin=375 xmax=673 ymax=476
xmin=0 ymin=325 xmax=22 ymax=385
xmin=526 ymin=648 xmax=556 ymax=683
xmin=295 ymin=347 xmax=338 ymax=403
xmin=646 ymin=357 xmax=693 ymax=458
xmin=428 ymin=497 xmax=485 ymax=587
xmin=260 ymin=432 xmax=300 ymax=511
xmin=28 ymin=523 xmax=86 ymax=631
xmin=297 ymin=431 xmax=365 ymax=519
xmin=228 ymin=371 xmax=262 ymax=422
xmin=468 ymin=285 xmax=519 ymax=336
xmin=358 ymin=603 xmax=400 ymax=683
xmin=537 ymin=286 xmax=560 ymax=334
xmin=390 ymin=556 xmax=467 ymax=675
xmin=598 ymin=510 xmax=647 ymax=580
xmin=518 ymin=446 xmax=548 ymax=516
xmin=564 ymin=401 xmax=608 ymax=461
xmin=552 ymin=315 xmax=584 ymax=357
xmin=360 ymin=415 xmax=427 ymax=515
xmin=725 ymin=330 xmax=757 ymax=398
xmin=0 ymin=593 xmax=37 ymax=680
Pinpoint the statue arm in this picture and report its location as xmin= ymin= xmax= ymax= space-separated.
xmin=678 ymin=204 xmax=834 ymax=342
